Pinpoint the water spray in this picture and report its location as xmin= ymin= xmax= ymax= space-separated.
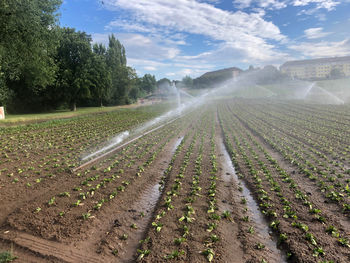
xmin=298 ymin=82 xmax=344 ymax=104
xmin=81 ymin=131 xmax=130 ymax=161
xmin=74 ymin=70 xmax=347 ymax=172
xmin=73 ymin=114 xmax=184 ymax=172
xmin=74 ymin=81 xmax=206 ymax=171
xmin=179 ymin=89 xmax=194 ymax=98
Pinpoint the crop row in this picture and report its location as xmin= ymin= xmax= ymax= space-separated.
xmin=137 ymin=109 xmax=233 ymax=262
xmin=218 ymin=101 xmax=349 ymax=262
xmin=226 ymin=101 xmax=349 ymax=217
xmin=5 ymin=112 xmax=191 ymax=240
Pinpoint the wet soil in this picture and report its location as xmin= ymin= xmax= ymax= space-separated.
xmin=1 ymin=100 xmax=349 ymax=263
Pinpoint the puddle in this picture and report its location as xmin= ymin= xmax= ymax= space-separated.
xmin=120 ymin=183 xmax=162 ymax=262
xmin=220 ymin=141 xmax=287 ymax=263
xmin=121 ymin=136 xmax=186 ymax=261
xmin=137 ymin=183 xmax=162 ymax=215
xmin=172 ymin=136 xmax=184 ymax=153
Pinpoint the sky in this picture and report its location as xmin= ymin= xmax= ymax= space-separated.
xmin=59 ymin=0 xmax=350 ymax=80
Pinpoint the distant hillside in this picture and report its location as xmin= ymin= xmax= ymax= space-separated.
xmin=193 ymin=67 xmax=242 ymax=89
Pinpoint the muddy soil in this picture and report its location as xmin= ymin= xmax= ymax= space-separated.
xmin=1 ymin=100 xmax=349 ymax=263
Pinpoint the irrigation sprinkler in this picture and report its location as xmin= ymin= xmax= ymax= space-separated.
xmin=72 ymin=114 xmax=184 ymax=172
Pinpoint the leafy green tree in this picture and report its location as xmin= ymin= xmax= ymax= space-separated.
xmin=89 ymin=44 xmax=111 ymax=107
xmin=0 ymin=2 xmax=149 ymax=111
xmin=128 ymin=72 xmax=144 ymax=102
xmin=0 ymin=63 xmax=11 ymax=106
xmin=157 ymin=78 xmax=171 ymax=90
xmin=182 ymin=75 xmax=193 ymax=88
xmin=111 ymin=66 xmax=140 ymax=105
xmin=106 ymin=34 xmax=126 ymax=69
xmin=128 ymin=86 xmax=140 ymax=101
xmin=93 ymin=43 xmax=107 ymax=56
xmin=140 ymin=74 xmax=156 ymax=94
xmin=106 ymin=34 xmax=130 ymax=105
xmin=0 ymin=0 xmax=62 ymax=111
xmin=56 ymin=28 xmax=93 ymax=111
xmin=0 ymin=84 xmax=12 ymax=107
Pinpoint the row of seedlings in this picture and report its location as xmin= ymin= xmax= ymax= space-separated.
xmin=220 ymin=104 xmax=349 ymax=262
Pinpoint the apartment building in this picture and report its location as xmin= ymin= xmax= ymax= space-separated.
xmin=280 ymin=56 xmax=350 ymax=80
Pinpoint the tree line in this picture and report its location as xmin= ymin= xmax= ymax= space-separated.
xmin=0 ymin=0 xmax=156 ymax=113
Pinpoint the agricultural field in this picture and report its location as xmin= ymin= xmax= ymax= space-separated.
xmin=0 ymin=99 xmax=349 ymax=263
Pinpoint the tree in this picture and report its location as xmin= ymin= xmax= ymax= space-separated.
xmin=56 ymin=28 xmax=93 ymax=111
xmin=108 ymin=66 xmax=133 ymax=105
xmin=329 ymin=68 xmax=345 ymax=79
xmin=140 ymin=74 xmax=156 ymax=94
xmin=128 ymin=71 xmax=143 ymax=102
xmin=0 ymin=2 xmax=148 ymax=111
xmin=88 ymin=46 xmax=111 ymax=107
xmin=157 ymin=78 xmax=171 ymax=90
xmin=106 ymin=34 xmax=126 ymax=70
xmin=182 ymin=75 xmax=193 ymax=88
xmin=0 ymin=0 xmax=62 ymax=111
xmin=93 ymin=43 xmax=107 ymax=56
xmin=0 ymin=64 xmax=12 ymax=107
xmin=106 ymin=34 xmax=130 ymax=105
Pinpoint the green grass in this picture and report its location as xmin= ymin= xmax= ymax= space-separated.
xmin=0 ymin=102 xmax=171 ymax=127
xmin=1 ymin=106 xmax=126 ymax=123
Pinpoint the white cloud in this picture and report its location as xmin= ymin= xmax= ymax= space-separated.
xmin=293 ymin=0 xmax=340 ymax=11
xmin=92 ymin=33 xmax=181 ymax=61
xmin=91 ymin=33 xmax=110 ymax=46
xmin=144 ymin=66 xmax=157 ymax=71
xmin=233 ymin=0 xmax=252 ymax=9
xmin=304 ymin=27 xmax=331 ymax=39
xmin=127 ymin=58 xmax=167 ymax=68
xmin=233 ymin=0 xmax=287 ymax=10
xmin=180 ymin=38 xmax=290 ymax=64
xmin=120 ymin=34 xmax=181 ymax=60
xmin=180 ymin=68 xmax=196 ymax=75
xmin=91 ymin=31 xmax=217 ymax=79
xmin=289 ymin=38 xmax=350 ymax=57
xmin=99 ymin=0 xmax=347 ymax=79
xmin=126 ymin=57 xmax=214 ymax=79
xmin=106 ymin=19 xmax=155 ymax=33
xmin=173 ymin=63 xmax=216 ymax=69
xmin=199 ymin=0 xmax=221 ymax=3
xmin=165 ymin=67 xmax=209 ymax=79
xmin=104 ymin=0 xmax=287 ymax=64
xmin=233 ymin=0 xmax=341 ymax=11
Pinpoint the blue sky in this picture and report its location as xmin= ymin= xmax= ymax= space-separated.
xmin=60 ymin=0 xmax=350 ymax=80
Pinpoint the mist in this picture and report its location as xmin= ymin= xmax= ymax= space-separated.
xmin=78 ymin=69 xmax=349 ymax=166
xmin=200 ymin=66 xmax=349 ymax=105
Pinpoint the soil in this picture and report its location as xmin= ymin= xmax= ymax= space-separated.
xmin=0 ymin=100 xmax=349 ymax=263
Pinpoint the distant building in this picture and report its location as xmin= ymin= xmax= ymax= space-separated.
xmin=280 ymin=56 xmax=350 ymax=80
xmin=193 ymin=67 xmax=242 ymax=89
